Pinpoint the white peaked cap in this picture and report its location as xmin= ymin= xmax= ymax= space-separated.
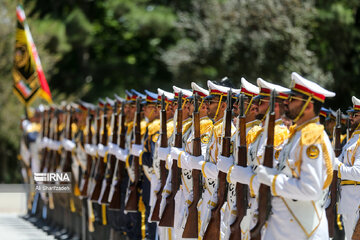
xmin=232 ymin=88 xmax=241 ymax=95
xmin=257 ymin=78 xmax=290 ymax=99
xmin=290 ymin=72 xmax=335 ymax=102
xmin=191 ymin=82 xmax=209 ymax=97
xmin=173 ymin=86 xmax=193 ymax=99
xmin=352 ymin=96 xmax=360 ymax=111
xmin=157 ymin=88 xmax=174 ymax=102
xmin=207 ymin=80 xmax=232 ymax=96
xmin=241 ymin=77 xmax=259 ymax=96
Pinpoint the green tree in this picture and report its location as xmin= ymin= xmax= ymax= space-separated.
xmin=162 ymin=0 xmax=333 ymax=90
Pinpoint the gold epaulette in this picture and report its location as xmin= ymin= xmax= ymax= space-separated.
xmin=167 ymin=119 xmax=174 ymax=138
xmin=200 ymin=118 xmax=214 ymax=136
xmin=58 ymin=123 xmax=65 ymax=132
xmin=126 ymin=121 xmax=134 ymax=135
xmin=246 ymin=125 xmax=263 ymax=145
xmin=27 ymin=123 xmax=41 ymax=133
xmin=182 ymin=119 xmax=193 ymax=135
xmin=71 ymin=123 xmax=78 ymax=139
xmin=107 ymin=124 xmax=112 ymax=136
xmin=301 ymin=123 xmax=324 ymax=146
xmin=71 ymin=123 xmax=78 ymax=135
xmin=340 ymin=134 xmax=347 ymax=143
xmin=148 ymin=119 xmax=161 ymax=136
xmin=274 ymin=125 xmax=289 ymax=147
xmin=141 ymin=120 xmax=147 ymax=136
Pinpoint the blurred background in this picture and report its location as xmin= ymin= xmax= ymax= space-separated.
xmin=1 ymin=0 xmax=360 ymax=183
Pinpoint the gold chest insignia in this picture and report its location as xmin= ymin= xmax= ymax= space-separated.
xmin=306 ymin=145 xmax=320 ymax=159
xmin=201 ymin=134 xmax=210 ymax=144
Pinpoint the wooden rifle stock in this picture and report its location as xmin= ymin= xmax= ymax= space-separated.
xmin=90 ymin=104 xmax=109 ymax=202
xmin=159 ymin=92 xmax=183 ymax=227
xmin=151 ymin=94 xmax=169 ymax=222
xmin=109 ymin=101 xmax=126 ymax=210
xmin=183 ymin=93 xmax=201 ymax=238
xmin=87 ymin=108 xmax=102 ymax=197
xmin=125 ymin=98 xmax=142 ymax=211
xmin=40 ymin=110 xmax=51 ymax=172
xmin=250 ymin=91 xmax=276 ymax=239
xmin=80 ymin=110 xmax=94 ymax=197
xmin=229 ymin=94 xmax=248 ymax=240
xmin=62 ymin=107 xmax=74 ymax=173
xmin=326 ymin=109 xmax=342 ymax=238
xmin=203 ymin=91 xmax=232 ymax=240
xmin=44 ymin=109 xmax=55 ymax=174
xmin=100 ymin=102 xmax=119 ymax=204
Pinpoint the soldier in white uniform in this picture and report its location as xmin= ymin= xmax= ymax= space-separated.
xmin=182 ymin=80 xmax=236 ymax=239
xmin=217 ymin=77 xmax=260 ymax=239
xmin=158 ymin=86 xmax=193 ymax=239
xmin=255 ymin=72 xmax=336 ymax=239
xmin=334 ymin=96 xmax=360 ymax=240
xmin=149 ymin=88 xmax=175 ymax=240
xmin=220 ymin=78 xmax=290 ymax=239
xmin=170 ymin=82 xmax=213 ymax=239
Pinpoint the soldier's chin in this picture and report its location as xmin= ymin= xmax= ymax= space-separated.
xmin=285 ymin=111 xmax=296 ymax=120
xmin=255 ymin=114 xmax=264 ymax=120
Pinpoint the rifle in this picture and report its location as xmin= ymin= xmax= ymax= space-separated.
xmin=44 ymin=108 xmax=55 ymax=174
xmin=150 ymin=94 xmax=169 ymax=222
xmin=62 ymin=106 xmax=74 ymax=173
xmin=48 ymin=109 xmax=61 ymax=210
xmin=90 ymin=103 xmax=109 ymax=201
xmin=159 ymin=92 xmax=183 ymax=227
xmin=51 ymin=109 xmax=63 ymax=172
xmin=80 ymin=107 xmax=94 ymax=197
xmin=40 ymin=109 xmax=51 ymax=172
xmin=229 ymin=94 xmax=248 ymax=240
xmin=326 ymin=109 xmax=342 ymax=238
xmin=88 ymin=107 xmax=102 ymax=197
xmin=250 ymin=90 xmax=276 ymax=239
xmin=124 ymin=98 xmax=142 ymax=211
xmin=182 ymin=93 xmax=201 ymax=238
xmin=203 ymin=90 xmax=232 ymax=240
xmin=100 ymin=101 xmax=119 ymax=204
xmin=109 ymin=101 xmax=126 ymax=210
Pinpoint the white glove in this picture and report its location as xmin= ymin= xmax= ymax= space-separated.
xmin=217 ymin=155 xmax=234 ymax=173
xmin=97 ymin=143 xmax=109 ymax=157
xmin=131 ymin=144 xmax=143 ymax=157
xmin=229 ymin=166 xmax=254 ymax=184
xmin=115 ymin=148 xmax=129 ymax=162
xmin=49 ymin=140 xmax=61 ymax=150
xmin=158 ymin=146 xmax=170 ymax=160
xmin=85 ymin=144 xmax=97 ymax=157
xmin=108 ymin=142 xmax=119 ymax=156
xmin=257 ymin=165 xmax=277 ymax=186
xmin=170 ymin=147 xmax=182 ymax=161
xmin=188 ymin=155 xmax=205 ymax=170
xmin=334 ymin=157 xmax=342 ymax=168
xmin=41 ymin=137 xmax=50 ymax=148
xmin=63 ymin=139 xmax=76 ymax=151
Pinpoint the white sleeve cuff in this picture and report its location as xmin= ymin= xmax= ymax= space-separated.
xmin=108 ymin=142 xmax=119 ymax=156
xmin=131 ymin=144 xmax=143 ymax=157
xmin=158 ymin=146 xmax=171 ymax=160
xmin=97 ymin=143 xmax=109 ymax=157
xmin=115 ymin=148 xmax=129 ymax=162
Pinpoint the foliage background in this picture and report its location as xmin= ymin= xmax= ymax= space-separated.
xmin=1 ymin=0 xmax=360 ymax=182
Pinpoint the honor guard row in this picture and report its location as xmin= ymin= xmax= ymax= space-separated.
xmin=18 ymin=72 xmax=360 ymax=240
